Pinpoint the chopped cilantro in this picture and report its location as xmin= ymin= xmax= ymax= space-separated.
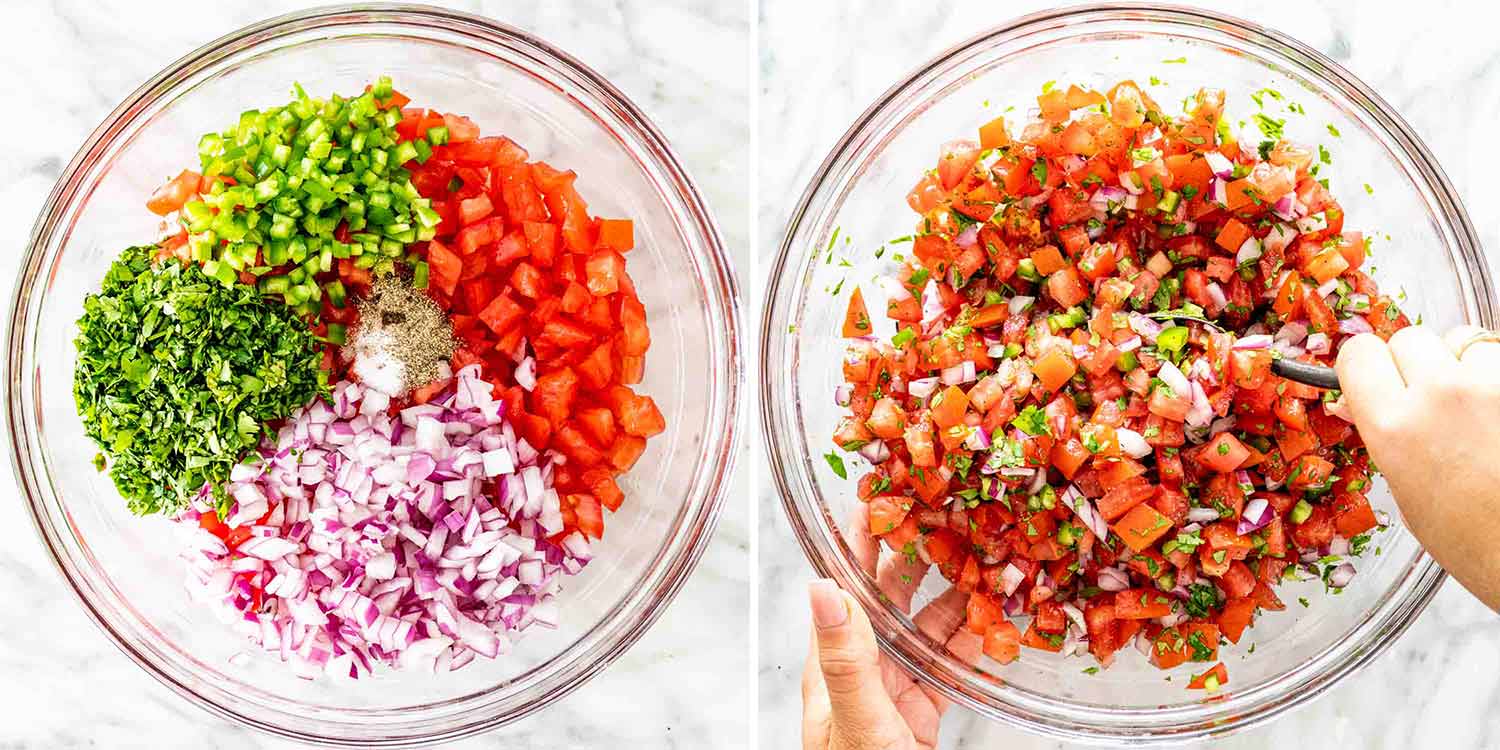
xmin=823 ymin=451 xmax=847 ymax=479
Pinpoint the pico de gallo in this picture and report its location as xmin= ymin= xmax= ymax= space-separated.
xmin=85 ymin=78 xmax=665 ymax=679
xmin=831 ymin=80 xmax=1402 ymax=688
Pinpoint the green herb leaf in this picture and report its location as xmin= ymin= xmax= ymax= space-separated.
xmin=1011 ymin=404 xmax=1051 ymax=437
xmin=824 ymin=451 xmax=848 ymax=479
xmin=73 ymin=247 xmax=329 ymax=515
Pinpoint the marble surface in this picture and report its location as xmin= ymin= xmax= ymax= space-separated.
xmin=0 ymin=1 xmax=748 ymax=748
xmin=756 ymin=0 xmax=1500 ymax=748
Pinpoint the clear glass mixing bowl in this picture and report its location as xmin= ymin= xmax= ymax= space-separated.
xmin=762 ymin=4 xmax=1494 ymax=744
xmin=7 ymin=5 xmax=741 ymax=746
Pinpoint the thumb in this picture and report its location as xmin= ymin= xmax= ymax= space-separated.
xmin=808 ymin=579 xmax=909 ymax=749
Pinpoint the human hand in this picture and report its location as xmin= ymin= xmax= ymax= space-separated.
xmin=801 ymin=510 xmax=982 ymax=750
xmin=1336 ymin=325 xmax=1500 ymax=609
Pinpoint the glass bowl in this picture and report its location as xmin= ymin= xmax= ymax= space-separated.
xmin=762 ymin=4 xmax=1494 ymax=744
xmin=7 ymin=5 xmax=741 ymax=746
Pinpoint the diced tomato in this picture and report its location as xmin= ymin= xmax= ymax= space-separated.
xmin=146 ymin=169 xmax=202 ymax=215
xmin=982 ymin=621 xmax=1022 ymax=664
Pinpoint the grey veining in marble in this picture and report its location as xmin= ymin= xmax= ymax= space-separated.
xmin=0 ymin=1 xmax=748 ymax=748
xmin=756 ymin=0 xmax=1500 ymax=748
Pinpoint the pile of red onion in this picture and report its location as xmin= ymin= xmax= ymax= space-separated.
xmin=175 ymin=365 xmax=591 ymax=679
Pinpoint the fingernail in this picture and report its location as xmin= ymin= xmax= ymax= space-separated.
xmin=809 ymin=579 xmax=849 ymax=629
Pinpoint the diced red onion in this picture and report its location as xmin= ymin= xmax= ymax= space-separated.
xmin=1276 ymin=320 xmax=1309 ymax=347
xmin=955 ymin=224 xmax=980 ymax=249
xmin=1206 ymin=282 xmax=1227 ymax=312
xmin=1345 ymin=293 xmax=1372 ymax=313
xmin=1000 ymin=563 xmax=1026 ymax=597
xmin=878 ymin=276 xmax=913 ymax=301
xmin=1157 ymin=360 xmax=1190 ymax=397
xmin=858 ymin=439 xmax=891 ymax=464
xmin=1120 ymin=171 xmax=1145 ymax=195
xmin=1235 ymin=237 xmax=1263 ymax=266
xmin=834 ymin=384 xmax=853 ymax=408
xmin=1295 ymin=212 xmax=1329 ymax=234
xmin=1116 ymin=336 xmax=1142 ymax=353
xmin=1304 ymin=333 xmax=1331 ymax=355
xmin=1271 ymin=193 xmax=1298 ymax=221
xmin=1002 ymin=591 xmax=1026 ymax=617
xmin=1185 ymin=380 xmax=1213 ymax=428
xmin=1264 ymin=223 xmax=1298 ymax=254
xmin=1237 ymin=497 xmax=1274 ymax=535
xmin=1097 ymin=567 xmax=1130 ymax=592
xmin=1020 ymin=187 xmax=1054 ymax=210
xmin=514 ymin=357 xmax=537 ymax=392
xmin=963 ymin=429 xmax=991 ymax=452
xmin=1008 ymin=295 xmax=1035 ymax=316
xmin=1204 ymin=151 xmax=1234 ymax=178
xmin=1328 ymin=535 xmax=1351 ymax=557
xmin=1026 ymin=468 xmax=1048 ymax=496
xmin=1129 ymin=313 xmax=1164 ymax=343
xmin=173 ymin=368 xmax=587 ymax=680
xmin=1316 ymin=278 xmax=1340 ymax=298
xmin=941 ymin=361 xmax=977 ymax=386
xmin=1232 ymin=334 xmax=1273 ymax=350
xmin=907 ymin=377 xmax=940 ymax=400
xmin=1116 ymin=428 xmax=1152 ymax=459
xmin=1209 ymin=177 xmax=1228 ymax=205
xmin=1062 ymin=601 xmax=1087 ymax=633
xmin=1090 ymin=186 xmax=1129 ymax=214
xmin=1339 ymin=316 xmax=1374 ymax=335
xmin=1132 ymin=629 xmax=1154 ymax=657
xmin=1327 ymin=563 xmax=1356 ymax=589
xmin=920 ymin=279 xmax=946 ymax=329
xmin=1187 ymin=507 xmax=1221 ymax=524
xmin=1209 ymin=416 xmax=1236 ymax=436
xmin=1158 ymin=608 xmax=1188 ymax=628
xmin=1063 ymin=485 xmax=1111 ymax=541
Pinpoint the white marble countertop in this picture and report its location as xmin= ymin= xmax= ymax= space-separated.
xmin=756 ymin=0 xmax=1500 ymax=748
xmin=0 ymin=1 xmax=748 ymax=748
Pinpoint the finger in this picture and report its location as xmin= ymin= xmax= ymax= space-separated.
xmin=808 ymin=579 xmax=909 ymax=747
xmin=845 ymin=505 xmax=878 ymax=578
xmin=1444 ymin=325 xmax=1500 ymax=378
xmin=801 ymin=629 xmax=833 ymax=750
xmin=918 ymin=629 xmax=985 ymax=716
xmin=1335 ymin=333 xmax=1406 ymax=432
xmin=912 ymin=587 xmax=968 ymax=644
xmin=875 ymin=551 xmax=928 ymax=614
xmin=909 ymin=588 xmax=982 ymax=717
xmin=1386 ymin=325 xmax=1460 ymax=387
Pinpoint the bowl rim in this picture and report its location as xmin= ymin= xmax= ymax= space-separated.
xmin=7 ymin=3 xmax=742 ymax=745
xmin=762 ymin=2 xmax=1493 ymax=743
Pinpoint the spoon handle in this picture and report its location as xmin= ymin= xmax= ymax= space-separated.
xmin=1271 ymin=358 xmax=1340 ymax=390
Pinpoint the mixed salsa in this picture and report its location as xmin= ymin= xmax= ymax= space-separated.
xmin=831 ymin=79 xmax=1403 ymax=690
xmin=77 ymin=78 xmax=664 ymax=678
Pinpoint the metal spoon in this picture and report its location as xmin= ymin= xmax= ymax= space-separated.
xmin=1151 ymin=311 xmax=1340 ymax=390
xmin=1270 ymin=357 xmax=1339 ymax=390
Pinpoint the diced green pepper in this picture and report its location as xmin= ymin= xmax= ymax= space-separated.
xmin=1156 ymin=325 xmax=1190 ymax=356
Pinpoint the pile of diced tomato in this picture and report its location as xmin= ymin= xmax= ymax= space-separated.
xmin=834 ymin=80 xmax=1402 ymax=688
xmin=393 ymin=107 xmax=665 ymax=542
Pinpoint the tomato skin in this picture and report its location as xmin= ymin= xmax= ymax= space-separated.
xmin=1196 ymin=433 xmax=1249 ymax=472
xmin=937 ymin=140 xmax=981 ymax=190
xmin=1047 ymin=266 xmax=1089 ymax=308
xmin=146 ymin=170 xmax=202 ymax=215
